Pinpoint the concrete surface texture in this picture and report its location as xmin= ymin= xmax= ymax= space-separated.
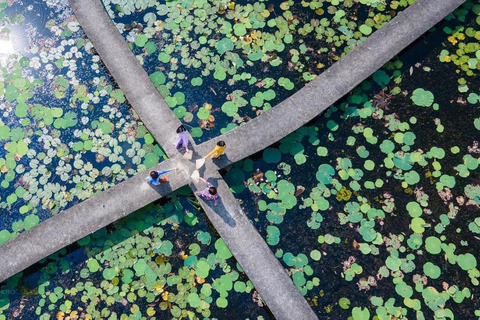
xmin=0 ymin=0 xmax=465 ymax=318
xmin=68 ymin=0 xmax=182 ymax=158
xmin=195 ymin=0 xmax=466 ymax=167
xmin=0 ymin=159 xmax=189 ymax=282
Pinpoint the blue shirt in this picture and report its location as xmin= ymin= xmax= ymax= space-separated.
xmin=146 ymin=170 xmax=170 ymax=185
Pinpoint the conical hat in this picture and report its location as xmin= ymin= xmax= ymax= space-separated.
xmin=190 ymin=170 xmax=200 ymax=183
xmin=182 ymin=150 xmax=193 ymax=160
xmin=195 ymin=158 xmax=205 ymax=169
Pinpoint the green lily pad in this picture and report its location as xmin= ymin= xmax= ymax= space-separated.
xmin=135 ymin=34 xmax=148 ymax=47
xmin=411 ymin=88 xmax=434 ymax=107
xmin=406 ymin=202 xmax=422 ymax=218
xmin=263 ymin=148 xmax=281 ymax=163
xmin=216 ymin=38 xmax=233 ymax=54
xmin=352 ymin=306 xmax=370 ymax=320
xmin=423 ymin=262 xmax=441 ymax=279
xmin=411 ymin=217 xmax=426 ymax=233
xmin=215 ymin=239 xmax=233 ymax=259
xmin=339 ymin=297 xmax=351 ymax=309
xmin=187 ymin=292 xmax=201 ymax=308
xmin=102 ymin=268 xmax=117 ymax=280
xmin=457 ymin=253 xmax=477 ymax=271
xmin=425 ymin=236 xmax=442 ymax=254
xmin=87 ymin=259 xmax=100 ymax=273
xmin=221 ymin=101 xmax=238 ymax=117
xmin=195 ymin=260 xmax=210 ymax=278
xmin=266 ymin=226 xmax=280 ymax=245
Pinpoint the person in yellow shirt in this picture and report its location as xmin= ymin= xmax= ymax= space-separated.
xmin=205 ymin=141 xmax=226 ymax=159
xmin=195 ymin=141 xmax=227 ymax=169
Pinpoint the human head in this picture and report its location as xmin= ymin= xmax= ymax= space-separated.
xmin=150 ymin=171 xmax=159 ymax=179
xmin=208 ymin=186 xmax=217 ymax=195
xmin=217 ymin=141 xmax=226 ymax=147
xmin=176 ymin=125 xmax=187 ymax=133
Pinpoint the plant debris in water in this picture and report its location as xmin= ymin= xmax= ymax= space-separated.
xmin=223 ymin=1 xmax=480 ymax=318
xmin=103 ymin=0 xmax=415 ymax=141
xmin=0 ymin=0 xmax=165 ymax=242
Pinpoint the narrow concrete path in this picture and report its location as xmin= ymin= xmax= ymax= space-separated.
xmin=191 ymin=168 xmax=317 ymax=320
xmin=69 ymin=0 xmax=182 ymax=158
xmin=0 ymin=159 xmax=189 ymax=283
xmin=0 ymin=1 xmax=464 ymax=318
xmin=197 ymin=0 xmax=465 ymax=166
xmin=69 ymin=1 xmax=319 ymax=317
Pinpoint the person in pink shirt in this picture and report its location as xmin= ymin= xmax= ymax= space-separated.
xmin=195 ymin=177 xmax=219 ymax=206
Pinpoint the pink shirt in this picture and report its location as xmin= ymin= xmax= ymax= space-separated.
xmin=198 ymin=181 xmax=219 ymax=202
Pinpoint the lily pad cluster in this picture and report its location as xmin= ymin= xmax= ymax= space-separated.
xmin=223 ymin=2 xmax=480 ymax=318
xmin=102 ymin=0 xmax=414 ymax=141
xmin=0 ymin=189 xmax=269 ymax=319
xmin=0 ymin=1 xmax=165 ymax=242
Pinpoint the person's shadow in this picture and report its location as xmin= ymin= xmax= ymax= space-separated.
xmin=195 ymin=154 xmax=232 ymax=177
xmin=147 ymin=179 xmax=173 ymax=198
xmin=191 ymin=177 xmax=236 ymax=228
xmin=211 ymin=153 xmax=231 ymax=169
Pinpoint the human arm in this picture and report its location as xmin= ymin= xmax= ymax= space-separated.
xmin=199 ymin=177 xmax=213 ymax=188
xmin=157 ymin=168 xmax=177 ymax=175
xmin=203 ymin=148 xmax=217 ymax=159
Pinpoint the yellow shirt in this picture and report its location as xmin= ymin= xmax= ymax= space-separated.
xmin=205 ymin=145 xmax=226 ymax=159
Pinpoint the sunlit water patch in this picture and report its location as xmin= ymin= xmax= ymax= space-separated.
xmin=0 ymin=1 xmax=165 ymax=242
xmin=101 ymin=0 xmax=415 ymax=142
xmin=0 ymin=188 xmax=272 ymax=319
xmin=223 ymin=1 xmax=480 ymax=318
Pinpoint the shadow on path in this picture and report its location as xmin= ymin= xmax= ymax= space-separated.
xmin=189 ymin=181 xmax=236 ymax=228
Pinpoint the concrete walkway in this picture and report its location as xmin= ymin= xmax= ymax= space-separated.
xmin=69 ymin=0 xmax=182 ymax=158
xmin=0 ymin=0 xmax=465 ymax=318
xmin=0 ymin=159 xmax=189 ymax=282
xmin=196 ymin=0 xmax=466 ymax=166
xmin=191 ymin=169 xmax=317 ymax=320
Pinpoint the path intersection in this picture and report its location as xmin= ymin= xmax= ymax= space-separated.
xmin=0 ymin=0 xmax=464 ymax=318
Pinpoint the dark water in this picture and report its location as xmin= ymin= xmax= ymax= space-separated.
xmin=0 ymin=188 xmax=273 ymax=319
xmin=223 ymin=1 xmax=480 ymax=318
xmin=101 ymin=0 xmax=414 ymax=142
xmin=0 ymin=0 xmax=164 ymax=241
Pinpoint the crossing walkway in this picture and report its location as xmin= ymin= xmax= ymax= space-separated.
xmin=0 ymin=0 xmax=465 ymax=318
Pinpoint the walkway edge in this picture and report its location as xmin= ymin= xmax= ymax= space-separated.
xmin=191 ymin=170 xmax=318 ymax=320
xmin=196 ymin=0 xmax=465 ymax=167
xmin=69 ymin=0 xmax=183 ymax=158
xmin=0 ymin=160 xmax=188 ymax=283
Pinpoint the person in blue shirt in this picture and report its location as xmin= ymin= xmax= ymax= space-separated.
xmin=146 ymin=168 xmax=176 ymax=185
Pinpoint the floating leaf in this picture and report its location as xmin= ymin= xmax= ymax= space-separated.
xmin=102 ymin=268 xmax=116 ymax=280
xmin=135 ymin=34 xmax=148 ymax=47
xmin=215 ymin=239 xmax=233 ymax=259
xmin=221 ymin=101 xmax=238 ymax=117
xmin=87 ymin=259 xmax=100 ymax=273
xmin=266 ymin=226 xmax=280 ymax=245
xmin=411 ymin=88 xmax=434 ymax=107
xmin=423 ymin=262 xmax=441 ymax=279
xmin=216 ymin=38 xmax=234 ymax=54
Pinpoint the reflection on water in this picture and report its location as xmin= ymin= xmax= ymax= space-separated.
xmin=0 ymin=1 xmax=164 ymax=241
xmin=0 ymin=40 xmax=15 ymax=54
